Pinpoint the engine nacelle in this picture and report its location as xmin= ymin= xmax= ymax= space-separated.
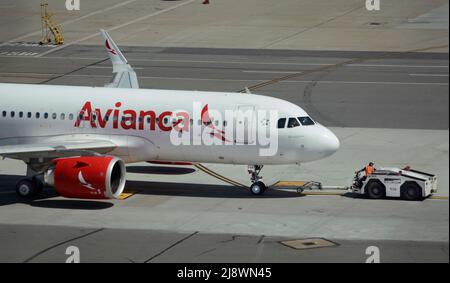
xmin=45 ymin=156 xmax=126 ymax=199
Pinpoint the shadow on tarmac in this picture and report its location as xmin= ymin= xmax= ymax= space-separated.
xmin=125 ymin=180 xmax=303 ymax=199
xmin=0 ymin=174 xmax=114 ymax=209
xmin=0 ymin=173 xmax=303 ymax=209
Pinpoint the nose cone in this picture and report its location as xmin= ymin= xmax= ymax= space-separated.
xmin=316 ymin=124 xmax=340 ymax=158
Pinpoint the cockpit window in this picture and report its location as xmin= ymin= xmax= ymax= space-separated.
xmin=298 ymin=116 xmax=315 ymax=126
xmin=277 ymin=118 xmax=287 ymax=129
xmin=287 ymin=117 xmax=300 ymax=128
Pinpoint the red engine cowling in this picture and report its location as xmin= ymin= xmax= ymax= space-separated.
xmin=46 ymin=156 xmax=126 ymax=199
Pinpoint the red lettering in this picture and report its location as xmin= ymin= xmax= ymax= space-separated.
xmin=96 ymin=108 xmax=112 ymax=128
xmin=113 ymin=102 xmax=121 ymax=129
xmin=121 ymin=110 xmax=137 ymax=130
xmin=173 ymin=111 xmax=190 ymax=132
xmin=158 ymin=111 xmax=173 ymax=132
xmin=75 ymin=101 xmax=95 ymax=128
xmin=139 ymin=111 xmax=156 ymax=131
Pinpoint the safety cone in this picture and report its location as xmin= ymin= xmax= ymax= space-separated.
xmin=202 ymin=0 xmax=209 ymax=4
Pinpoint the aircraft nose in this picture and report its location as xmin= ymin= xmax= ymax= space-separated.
xmin=317 ymin=125 xmax=340 ymax=157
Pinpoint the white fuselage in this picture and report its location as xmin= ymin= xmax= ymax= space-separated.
xmin=0 ymin=83 xmax=339 ymax=165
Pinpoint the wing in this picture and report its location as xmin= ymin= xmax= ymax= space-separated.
xmin=100 ymin=29 xmax=139 ymax=89
xmin=0 ymin=140 xmax=116 ymax=160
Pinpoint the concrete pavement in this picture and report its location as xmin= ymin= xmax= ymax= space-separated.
xmin=0 ymin=0 xmax=448 ymax=52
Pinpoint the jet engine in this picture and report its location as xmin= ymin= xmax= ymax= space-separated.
xmin=45 ymin=156 xmax=126 ymax=199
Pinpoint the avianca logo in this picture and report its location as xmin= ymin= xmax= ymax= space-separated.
xmin=105 ymin=40 xmax=117 ymax=55
xmin=78 ymin=171 xmax=95 ymax=190
xmin=74 ymin=101 xmax=227 ymax=141
xmin=201 ymin=104 xmax=228 ymax=142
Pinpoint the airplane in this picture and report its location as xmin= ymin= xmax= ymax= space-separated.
xmin=0 ymin=30 xmax=340 ymax=199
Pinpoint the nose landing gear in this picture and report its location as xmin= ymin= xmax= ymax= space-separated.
xmin=248 ymin=165 xmax=267 ymax=195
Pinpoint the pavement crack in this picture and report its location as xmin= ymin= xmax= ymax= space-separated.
xmin=220 ymin=235 xmax=250 ymax=244
xmin=195 ymin=248 xmax=217 ymax=258
xmin=38 ymin=58 xmax=109 ymax=84
xmin=23 ymin=228 xmax=105 ymax=263
xmin=144 ymin=231 xmax=198 ymax=263
xmin=257 ymin=235 xmax=265 ymax=245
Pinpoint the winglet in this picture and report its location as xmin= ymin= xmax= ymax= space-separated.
xmin=100 ymin=29 xmax=139 ymax=89
xmin=100 ymin=29 xmax=128 ymax=66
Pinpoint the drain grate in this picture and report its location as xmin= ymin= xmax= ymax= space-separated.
xmin=280 ymin=238 xmax=338 ymax=250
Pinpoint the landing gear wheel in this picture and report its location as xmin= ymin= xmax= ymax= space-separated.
xmin=366 ymin=182 xmax=385 ymax=199
xmin=250 ymin=181 xmax=267 ymax=196
xmin=16 ymin=179 xmax=38 ymax=198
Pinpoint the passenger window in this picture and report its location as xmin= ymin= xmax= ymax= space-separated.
xmin=52 ymin=113 xmax=57 ymax=120
xmin=19 ymin=112 xmax=23 ymax=118
xmin=27 ymin=112 xmax=32 ymax=118
xmin=277 ymin=118 xmax=287 ymax=129
xmin=298 ymin=116 xmax=315 ymax=126
xmin=287 ymin=118 xmax=300 ymax=128
xmin=44 ymin=113 xmax=48 ymax=119
xmin=61 ymin=113 xmax=65 ymax=120
xmin=69 ymin=113 xmax=74 ymax=120
xmin=36 ymin=112 xmax=40 ymax=119
xmin=10 ymin=111 xmax=15 ymax=118
xmin=2 ymin=111 xmax=6 ymax=117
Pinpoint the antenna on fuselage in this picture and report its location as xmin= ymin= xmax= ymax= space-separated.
xmin=244 ymin=87 xmax=252 ymax=94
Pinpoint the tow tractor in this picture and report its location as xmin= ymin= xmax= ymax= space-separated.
xmin=351 ymin=166 xmax=438 ymax=200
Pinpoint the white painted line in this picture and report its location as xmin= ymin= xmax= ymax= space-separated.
xmin=409 ymin=73 xmax=449 ymax=77
xmin=0 ymin=72 xmax=57 ymax=77
xmin=283 ymin=80 xmax=449 ymax=86
xmin=4 ymin=72 xmax=446 ymax=86
xmin=86 ymin=66 xmax=144 ymax=70
xmin=0 ymin=0 xmax=139 ymax=47
xmin=2 ymin=55 xmax=448 ymax=70
xmin=0 ymin=52 xmax=39 ymax=57
xmin=36 ymin=0 xmax=197 ymax=58
xmin=350 ymin=64 xmax=449 ymax=69
xmin=242 ymin=70 xmax=300 ymax=74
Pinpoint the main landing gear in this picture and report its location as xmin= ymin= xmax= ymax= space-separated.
xmin=15 ymin=166 xmax=45 ymax=198
xmin=248 ymin=165 xmax=267 ymax=195
xmin=16 ymin=177 xmax=44 ymax=198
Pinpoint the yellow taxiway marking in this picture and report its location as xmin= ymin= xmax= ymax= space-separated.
xmin=118 ymin=190 xmax=139 ymax=200
xmin=429 ymin=196 xmax=449 ymax=200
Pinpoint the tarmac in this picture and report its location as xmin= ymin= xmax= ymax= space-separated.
xmin=0 ymin=0 xmax=448 ymax=263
